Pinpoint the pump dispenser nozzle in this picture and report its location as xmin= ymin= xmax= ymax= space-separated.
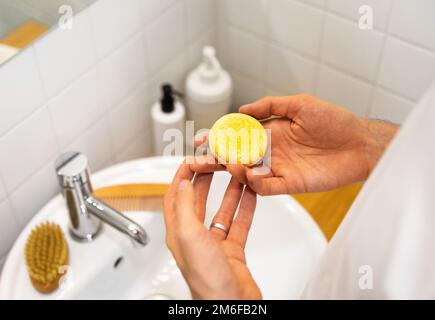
xmin=160 ymin=84 xmax=183 ymax=113
xmin=161 ymin=84 xmax=174 ymax=113
xmin=199 ymin=46 xmax=222 ymax=81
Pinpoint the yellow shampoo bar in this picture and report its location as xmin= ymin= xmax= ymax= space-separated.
xmin=209 ymin=113 xmax=268 ymax=166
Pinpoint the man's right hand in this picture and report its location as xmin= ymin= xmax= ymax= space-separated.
xmin=192 ymin=94 xmax=398 ymax=195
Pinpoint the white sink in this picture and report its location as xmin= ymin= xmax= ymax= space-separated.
xmin=0 ymin=156 xmax=326 ymax=299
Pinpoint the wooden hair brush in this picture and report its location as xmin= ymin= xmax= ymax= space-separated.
xmin=24 ymin=222 xmax=69 ymax=294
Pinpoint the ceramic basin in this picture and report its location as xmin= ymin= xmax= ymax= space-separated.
xmin=0 ymin=156 xmax=326 ymax=299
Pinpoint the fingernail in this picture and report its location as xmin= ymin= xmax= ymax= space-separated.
xmin=178 ymin=180 xmax=189 ymax=191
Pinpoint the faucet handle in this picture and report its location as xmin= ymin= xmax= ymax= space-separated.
xmin=55 ymin=151 xmax=90 ymax=189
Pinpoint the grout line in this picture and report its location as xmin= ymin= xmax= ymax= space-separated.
xmin=326 ymin=6 xmax=387 ymax=34
xmin=215 ymin=1 xmax=225 ymax=65
xmin=294 ymin=0 xmax=327 ymax=11
xmin=115 ymin=127 xmax=154 ymax=162
xmin=228 ymin=32 xmax=417 ymax=107
xmin=0 ymin=176 xmax=7 ymax=201
xmin=365 ymin=60 xmax=387 ymax=118
xmin=313 ymin=8 xmax=329 ymax=95
xmin=0 ymin=49 xmax=51 ymax=140
xmin=228 ymin=22 xmax=319 ymax=67
xmin=0 ymin=196 xmax=19 ymax=244
xmin=0 ymin=108 xmax=58 ymax=197
xmin=5 ymin=154 xmax=57 ymax=199
xmin=138 ymin=0 xmax=178 ymax=29
xmin=376 ymin=84 xmax=417 ymax=104
xmin=228 ymin=22 xmax=373 ymax=90
xmin=387 ymin=32 xmax=435 ymax=56
xmin=181 ymin=0 xmax=189 ymax=71
xmin=223 ymin=1 xmax=435 ymax=102
xmin=262 ymin=0 xmax=272 ymax=96
xmin=188 ymin=22 xmax=218 ymax=51
xmin=88 ymin=6 xmax=116 ymax=160
xmin=366 ymin=0 xmax=396 ymax=118
xmin=0 ymin=105 xmax=57 ymax=165
xmin=65 ymin=117 xmax=110 ymax=156
xmin=321 ymin=61 xmax=374 ymax=86
xmin=6 ymin=1 xmax=200 ymax=166
xmin=46 ymin=68 xmax=109 ymax=149
xmin=325 ymin=1 xmax=435 ymax=55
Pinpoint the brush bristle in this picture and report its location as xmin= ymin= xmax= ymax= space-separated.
xmin=24 ymin=222 xmax=68 ymax=294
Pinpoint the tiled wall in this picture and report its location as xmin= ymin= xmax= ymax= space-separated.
xmin=218 ymin=0 xmax=435 ymax=123
xmin=0 ymin=0 xmax=217 ymax=268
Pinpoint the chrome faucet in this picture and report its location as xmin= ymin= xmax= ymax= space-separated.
xmin=54 ymin=152 xmax=149 ymax=246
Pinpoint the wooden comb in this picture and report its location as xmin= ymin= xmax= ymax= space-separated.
xmin=93 ymin=184 xmax=169 ymax=212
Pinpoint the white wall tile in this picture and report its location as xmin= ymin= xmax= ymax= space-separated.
xmin=266 ymin=45 xmax=317 ymax=94
xmin=149 ymin=53 xmax=187 ymax=102
xmin=389 ymin=0 xmax=435 ymax=51
xmin=0 ymin=48 xmax=45 ymax=136
xmin=265 ymin=87 xmax=291 ymax=97
xmin=9 ymin=162 xmax=58 ymax=227
xmin=115 ymin=129 xmax=153 ymax=163
xmin=146 ymin=2 xmax=185 ymax=75
xmin=378 ymin=38 xmax=435 ymax=101
xmin=302 ymin=0 xmax=326 ymax=8
xmin=66 ymin=118 xmax=113 ymax=172
xmin=100 ymin=33 xmax=147 ymax=109
xmin=269 ymin=0 xmax=323 ymax=57
xmin=223 ymin=0 xmax=269 ymax=37
xmin=322 ymin=14 xmax=384 ymax=81
xmin=231 ymin=72 xmax=266 ymax=111
xmin=109 ymin=83 xmax=150 ymax=153
xmin=187 ymin=28 xmax=217 ymax=70
xmin=0 ymin=107 xmax=58 ymax=192
xmin=217 ymin=0 xmax=435 ymax=120
xmin=221 ymin=27 xmax=266 ymax=81
xmin=49 ymin=68 xmax=104 ymax=148
xmin=186 ymin=0 xmax=216 ymax=42
xmin=316 ymin=66 xmax=372 ymax=116
xmin=34 ymin=11 xmax=96 ymax=98
xmin=90 ymin=0 xmax=142 ymax=59
xmin=328 ymin=0 xmax=393 ymax=30
xmin=140 ymin=0 xmax=177 ymax=24
xmin=0 ymin=199 xmax=19 ymax=257
xmin=370 ymin=88 xmax=415 ymax=124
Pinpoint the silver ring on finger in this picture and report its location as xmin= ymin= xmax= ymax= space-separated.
xmin=209 ymin=222 xmax=229 ymax=235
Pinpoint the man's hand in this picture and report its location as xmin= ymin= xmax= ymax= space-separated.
xmin=163 ymin=162 xmax=262 ymax=300
xmin=192 ymin=94 xmax=398 ymax=195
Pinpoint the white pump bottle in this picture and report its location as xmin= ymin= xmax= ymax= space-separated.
xmin=185 ymin=46 xmax=233 ymax=131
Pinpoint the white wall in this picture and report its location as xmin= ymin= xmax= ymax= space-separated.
xmin=218 ymin=0 xmax=435 ymax=123
xmin=0 ymin=0 xmax=217 ymax=268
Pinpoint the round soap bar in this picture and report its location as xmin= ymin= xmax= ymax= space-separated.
xmin=209 ymin=113 xmax=268 ymax=166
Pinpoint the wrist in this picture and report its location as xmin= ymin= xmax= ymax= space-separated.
xmin=189 ymin=277 xmax=262 ymax=300
xmin=360 ymin=119 xmax=399 ymax=177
